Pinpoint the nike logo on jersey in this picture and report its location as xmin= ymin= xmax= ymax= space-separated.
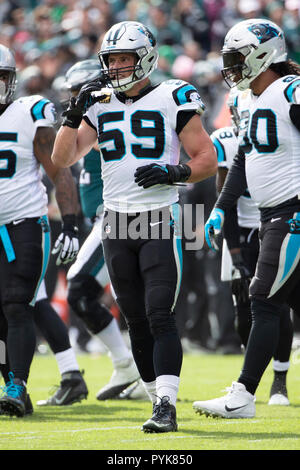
xmin=224 ymin=404 xmax=248 ymax=412
xmin=271 ymin=217 xmax=281 ymax=223
xmin=150 ymin=221 xmax=163 ymax=227
xmin=12 ymin=219 xmax=25 ymax=225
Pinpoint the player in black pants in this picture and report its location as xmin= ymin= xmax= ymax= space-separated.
xmin=193 ymin=18 xmax=300 ymax=419
xmin=51 ymin=21 xmax=217 ymax=432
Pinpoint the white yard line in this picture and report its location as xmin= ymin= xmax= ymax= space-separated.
xmin=0 ymin=425 xmax=140 ymax=437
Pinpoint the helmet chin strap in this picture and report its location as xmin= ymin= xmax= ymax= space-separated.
xmin=112 ymin=72 xmax=136 ymax=92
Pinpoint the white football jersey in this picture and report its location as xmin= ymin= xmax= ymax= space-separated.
xmin=0 ymin=95 xmax=56 ymax=225
xmin=211 ymin=126 xmax=260 ymax=229
xmin=237 ymin=76 xmax=300 ymax=208
xmin=85 ymin=80 xmax=205 ymax=213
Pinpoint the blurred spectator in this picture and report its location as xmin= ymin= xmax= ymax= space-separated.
xmin=283 ymin=0 xmax=300 ymax=63
xmin=238 ymin=0 xmax=262 ymax=19
xmin=115 ymin=0 xmax=149 ymax=23
xmin=176 ymin=0 xmax=211 ymax=53
xmin=172 ymin=55 xmax=195 ymax=82
xmin=151 ymin=44 xmax=176 ymax=84
xmin=0 ymin=0 xmax=20 ymax=24
xmin=146 ymin=1 xmax=182 ymax=47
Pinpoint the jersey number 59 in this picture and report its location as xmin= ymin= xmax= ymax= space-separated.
xmin=98 ymin=110 xmax=165 ymax=162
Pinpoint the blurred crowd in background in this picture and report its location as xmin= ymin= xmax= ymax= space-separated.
xmin=1 ymin=0 xmax=300 ymax=355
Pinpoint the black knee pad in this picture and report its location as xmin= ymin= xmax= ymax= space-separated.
xmin=67 ymin=275 xmax=112 ymax=334
xmin=147 ymin=310 xmax=177 ymax=338
xmin=144 ymin=283 xmax=177 ymax=338
xmin=146 ymin=282 xmax=175 ymax=314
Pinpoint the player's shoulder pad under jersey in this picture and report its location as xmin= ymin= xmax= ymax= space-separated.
xmin=282 ymin=75 xmax=300 ymax=104
xmin=16 ymin=95 xmax=57 ymax=124
xmin=163 ymin=79 xmax=205 ymax=115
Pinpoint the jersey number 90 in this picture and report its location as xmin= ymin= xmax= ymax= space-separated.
xmin=240 ymin=109 xmax=278 ymax=154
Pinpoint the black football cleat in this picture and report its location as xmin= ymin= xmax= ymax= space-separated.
xmin=268 ymin=373 xmax=290 ymax=406
xmin=25 ymin=394 xmax=33 ymax=415
xmin=142 ymin=396 xmax=178 ymax=433
xmin=36 ymin=370 xmax=88 ymax=406
xmin=0 ymin=372 xmax=28 ymax=417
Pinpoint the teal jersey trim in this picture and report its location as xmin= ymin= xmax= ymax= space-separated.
xmin=31 ymin=99 xmax=50 ymax=121
xmin=0 ymin=224 xmax=16 ymax=262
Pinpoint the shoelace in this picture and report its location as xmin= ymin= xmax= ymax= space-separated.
xmin=153 ymin=396 xmax=171 ymax=419
xmin=1 ymin=372 xmax=24 ymax=399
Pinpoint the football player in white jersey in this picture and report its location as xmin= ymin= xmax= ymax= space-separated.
xmin=52 ymin=21 xmax=217 ymax=433
xmin=51 ymin=59 xmax=143 ymax=403
xmin=193 ymin=19 xmax=300 ymax=419
xmin=210 ymin=89 xmax=293 ymax=406
xmin=0 ymin=44 xmax=81 ymax=417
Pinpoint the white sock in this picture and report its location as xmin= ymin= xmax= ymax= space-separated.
xmin=96 ymin=318 xmax=131 ymax=364
xmin=273 ymin=360 xmax=290 ymax=372
xmin=55 ymin=348 xmax=80 ymax=376
xmin=156 ymin=375 xmax=180 ymax=406
xmin=142 ymin=380 xmax=157 ymax=404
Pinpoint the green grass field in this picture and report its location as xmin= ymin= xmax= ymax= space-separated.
xmin=1 ymin=351 xmax=300 ymax=451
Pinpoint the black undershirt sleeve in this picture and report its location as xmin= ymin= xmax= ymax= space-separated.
xmin=215 ymin=149 xmax=248 ymax=211
xmin=290 ymin=104 xmax=300 ymax=132
xmin=176 ymin=110 xmax=197 ymax=135
xmin=82 ymin=115 xmax=97 ymax=132
xmin=223 ymin=204 xmax=240 ymax=250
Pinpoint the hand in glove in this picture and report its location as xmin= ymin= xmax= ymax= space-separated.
xmin=62 ymin=79 xmax=109 ymax=128
xmin=134 ymin=163 xmax=191 ymax=189
xmin=231 ymin=251 xmax=251 ymax=304
xmin=52 ymin=214 xmax=79 ymax=266
xmin=204 ymin=208 xmax=224 ymax=251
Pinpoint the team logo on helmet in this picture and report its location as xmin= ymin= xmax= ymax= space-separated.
xmin=106 ymin=23 xmax=127 ymax=46
xmin=248 ymin=23 xmax=282 ymax=44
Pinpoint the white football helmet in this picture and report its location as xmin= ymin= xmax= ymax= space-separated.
xmin=0 ymin=44 xmax=17 ymax=104
xmin=98 ymin=21 xmax=158 ymax=92
xmin=221 ymin=19 xmax=287 ymax=91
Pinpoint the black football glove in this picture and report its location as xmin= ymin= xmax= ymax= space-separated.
xmin=62 ymin=78 xmax=108 ymax=129
xmin=52 ymin=214 xmax=79 ymax=266
xmin=134 ymin=163 xmax=191 ymax=189
xmin=231 ymin=252 xmax=251 ymax=304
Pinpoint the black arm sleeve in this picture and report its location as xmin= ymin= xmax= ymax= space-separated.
xmin=176 ymin=110 xmax=197 ymax=135
xmin=215 ymin=149 xmax=247 ymax=211
xmin=223 ymin=204 xmax=240 ymax=250
xmin=290 ymin=104 xmax=300 ymax=132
